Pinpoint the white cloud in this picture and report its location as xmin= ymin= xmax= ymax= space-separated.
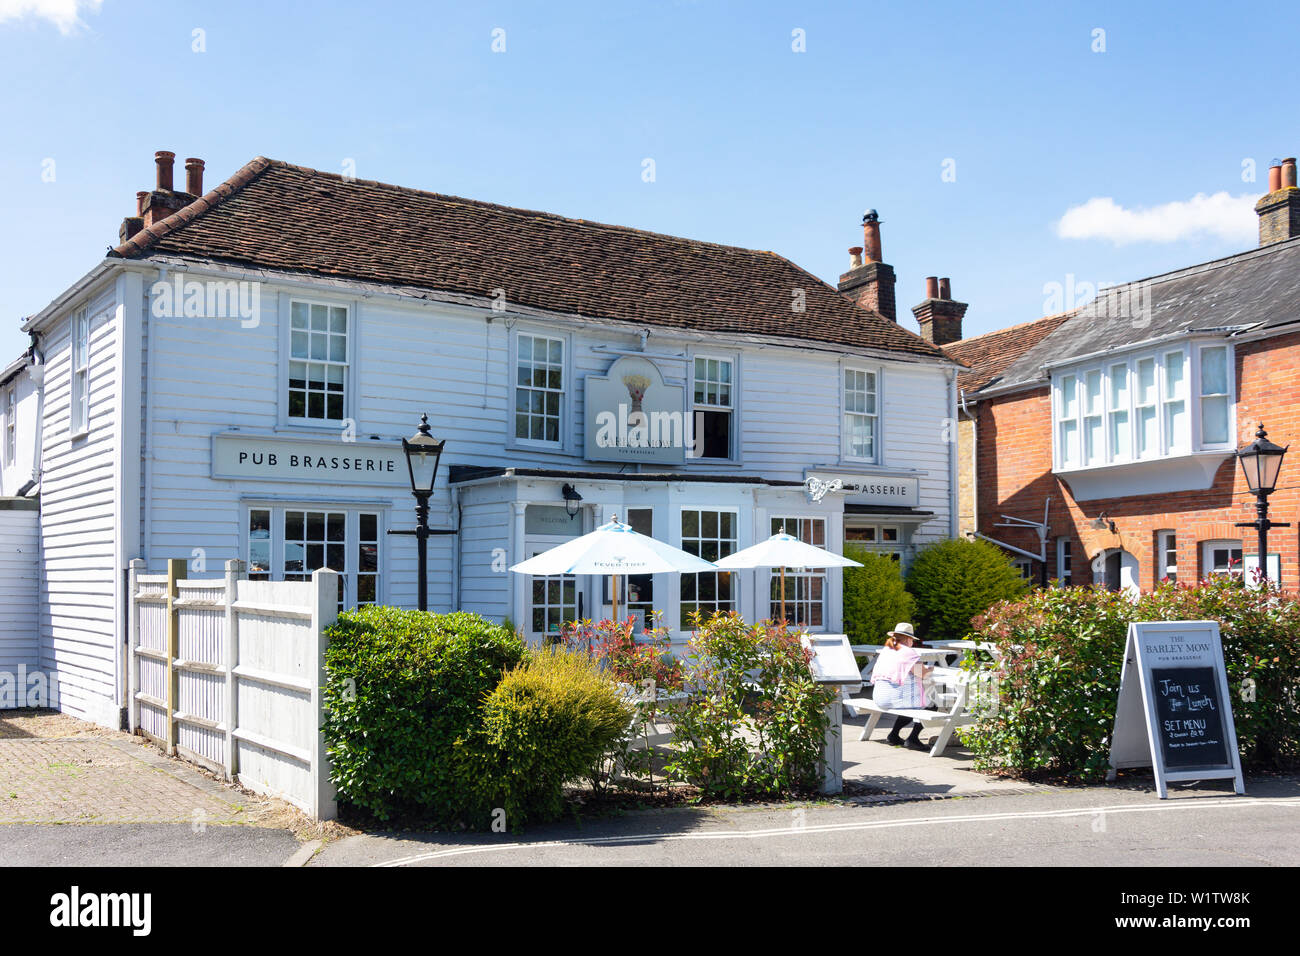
xmin=0 ymin=0 xmax=103 ymax=34
xmin=1055 ymin=191 xmax=1259 ymax=245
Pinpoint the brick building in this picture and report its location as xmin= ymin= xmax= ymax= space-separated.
xmin=944 ymin=158 xmax=1300 ymax=591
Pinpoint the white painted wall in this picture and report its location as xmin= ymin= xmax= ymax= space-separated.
xmin=32 ymin=277 xmax=123 ymax=726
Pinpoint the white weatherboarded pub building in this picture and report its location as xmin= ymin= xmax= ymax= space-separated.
xmin=5 ymin=151 xmax=960 ymax=727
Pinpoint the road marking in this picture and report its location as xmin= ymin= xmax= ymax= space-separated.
xmin=373 ymin=797 xmax=1300 ymax=866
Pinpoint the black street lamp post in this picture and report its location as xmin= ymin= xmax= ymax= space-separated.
xmin=392 ymin=413 xmax=447 ymax=612
xmin=1234 ymin=423 xmax=1289 ymax=585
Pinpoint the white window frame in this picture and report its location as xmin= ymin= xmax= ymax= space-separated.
xmin=689 ymin=352 xmax=737 ymax=461
xmin=1055 ymin=536 xmax=1072 ymax=585
xmin=280 ymin=295 xmax=355 ymax=430
xmin=4 ymin=384 xmax=15 ymax=465
xmin=678 ymin=506 xmax=740 ymax=628
xmin=70 ymin=308 xmax=90 ymax=437
xmin=1156 ymin=530 xmax=1178 ymax=585
xmin=1196 ymin=344 xmax=1234 ymax=449
xmin=1052 ymin=341 xmax=1235 ymax=471
xmin=243 ymin=503 xmax=386 ymax=610
xmin=508 ymin=328 xmax=571 ymax=452
xmin=1201 ymin=538 xmax=1243 ymax=579
xmin=842 ymin=364 xmax=882 ymax=464
xmin=769 ymin=515 xmax=828 ymax=630
xmin=844 ymin=523 xmax=904 ymax=563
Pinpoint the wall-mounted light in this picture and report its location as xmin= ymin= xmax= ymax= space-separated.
xmin=562 ymin=483 xmax=583 ymax=519
xmin=1091 ymin=512 xmax=1117 ymax=534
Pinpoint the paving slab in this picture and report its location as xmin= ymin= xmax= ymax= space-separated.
xmin=840 ymin=713 xmax=1050 ymax=797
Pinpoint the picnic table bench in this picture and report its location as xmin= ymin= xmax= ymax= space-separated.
xmin=842 ymin=667 xmax=976 ymax=757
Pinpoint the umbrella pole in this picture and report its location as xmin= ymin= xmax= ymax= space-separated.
xmin=780 ymin=566 xmax=787 ymax=626
xmin=612 ymin=573 xmax=619 ymax=624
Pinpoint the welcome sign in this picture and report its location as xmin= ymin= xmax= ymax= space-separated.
xmin=211 ymin=432 xmax=407 ymax=486
xmin=1106 ymin=621 xmax=1244 ymax=798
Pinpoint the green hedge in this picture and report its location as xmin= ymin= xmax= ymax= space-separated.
xmin=842 ymin=545 xmax=915 ymax=644
xmin=321 ymin=606 xmax=525 ymax=824
xmin=964 ymin=578 xmax=1300 ymax=780
xmin=906 ymin=538 xmax=1028 ymax=640
xmin=465 ymin=647 xmax=635 ymax=826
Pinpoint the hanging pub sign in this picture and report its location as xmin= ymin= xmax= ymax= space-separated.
xmin=1106 ymin=620 xmax=1244 ymax=799
xmin=583 ymin=356 xmax=687 ymax=465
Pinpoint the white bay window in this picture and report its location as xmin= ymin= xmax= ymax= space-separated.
xmin=1053 ymin=342 xmax=1235 ymax=471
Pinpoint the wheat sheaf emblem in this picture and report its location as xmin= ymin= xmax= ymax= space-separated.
xmin=622 ymin=373 xmax=652 ymax=413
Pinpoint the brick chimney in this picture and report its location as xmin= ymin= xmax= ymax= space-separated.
xmin=120 ymin=150 xmax=204 ymax=242
xmin=1255 ymin=157 xmax=1300 ymax=245
xmin=911 ymin=276 xmax=968 ymax=346
xmin=837 ymin=210 xmax=897 ymax=322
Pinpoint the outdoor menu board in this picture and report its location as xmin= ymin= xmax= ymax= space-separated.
xmin=1106 ymin=621 xmax=1244 ymax=798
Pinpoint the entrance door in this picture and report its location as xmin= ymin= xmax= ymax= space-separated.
xmin=1095 ymin=548 xmax=1139 ymax=594
xmin=525 ymin=537 xmax=583 ymax=641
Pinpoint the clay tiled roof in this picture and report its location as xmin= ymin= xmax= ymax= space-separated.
xmin=943 ymin=311 xmax=1077 ymax=393
xmin=112 ymin=158 xmax=949 ymax=360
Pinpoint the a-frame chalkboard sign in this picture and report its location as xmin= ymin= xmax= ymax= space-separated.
xmin=1106 ymin=621 xmax=1244 ymax=798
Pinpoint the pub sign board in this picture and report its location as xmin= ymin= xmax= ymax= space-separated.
xmin=583 ymin=356 xmax=688 ymax=466
xmin=1106 ymin=621 xmax=1244 ymax=798
xmin=211 ymin=432 xmax=407 ymax=487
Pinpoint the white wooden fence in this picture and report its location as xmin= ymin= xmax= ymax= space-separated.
xmin=128 ymin=558 xmax=338 ymax=819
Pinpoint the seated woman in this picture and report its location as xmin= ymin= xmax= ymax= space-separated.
xmin=869 ymin=622 xmax=932 ymax=750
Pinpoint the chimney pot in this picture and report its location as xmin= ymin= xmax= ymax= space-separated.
xmin=1269 ymin=160 xmax=1283 ymax=192
xmin=155 ymin=150 xmax=175 ymax=191
xmin=848 ymin=246 xmax=863 ymax=268
xmin=925 ymin=276 xmax=939 ymax=299
xmin=862 ymin=212 xmax=882 ymax=264
xmin=938 ymin=277 xmax=951 ymax=300
xmin=185 ymin=157 xmax=205 ymax=196
xmin=136 ymin=191 xmax=149 ymax=215
xmin=1283 ymin=158 xmax=1297 ymax=190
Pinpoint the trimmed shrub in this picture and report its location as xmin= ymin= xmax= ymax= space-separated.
xmin=321 ymin=606 xmax=525 ymax=823
xmin=964 ymin=577 xmax=1300 ymax=780
xmin=842 ymin=545 xmax=915 ymax=644
xmin=466 ymin=647 xmax=635 ymax=826
xmin=665 ymin=612 xmax=837 ymax=799
xmin=906 ymin=538 xmax=1028 ymax=641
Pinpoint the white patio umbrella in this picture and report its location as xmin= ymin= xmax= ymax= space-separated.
xmin=714 ymin=529 xmax=863 ymax=625
xmin=509 ymin=515 xmax=716 ymax=623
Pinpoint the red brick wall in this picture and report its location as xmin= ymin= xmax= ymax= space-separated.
xmin=974 ymin=332 xmax=1300 ymax=590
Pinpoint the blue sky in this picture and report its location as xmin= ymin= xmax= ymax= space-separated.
xmin=0 ymin=0 xmax=1295 ymax=361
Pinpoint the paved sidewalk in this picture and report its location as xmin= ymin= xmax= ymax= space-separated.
xmin=0 ymin=709 xmax=290 ymax=827
xmin=0 ymin=737 xmax=253 ymax=825
xmin=840 ymin=712 xmax=1048 ymax=798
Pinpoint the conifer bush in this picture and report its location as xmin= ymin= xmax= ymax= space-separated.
xmin=842 ymin=545 xmax=915 ymax=643
xmin=906 ymin=537 xmax=1028 ymax=640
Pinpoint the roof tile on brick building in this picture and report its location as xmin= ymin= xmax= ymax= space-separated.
xmin=957 ymin=234 xmax=1300 ymax=397
xmin=111 ymin=157 xmax=949 ymax=360
xmin=943 ymin=311 xmax=1076 ymax=392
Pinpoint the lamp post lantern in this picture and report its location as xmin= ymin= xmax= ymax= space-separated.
xmin=398 ymin=413 xmax=446 ymax=611
xmin=1234 ymin=423 xmax=1289 ymax=585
